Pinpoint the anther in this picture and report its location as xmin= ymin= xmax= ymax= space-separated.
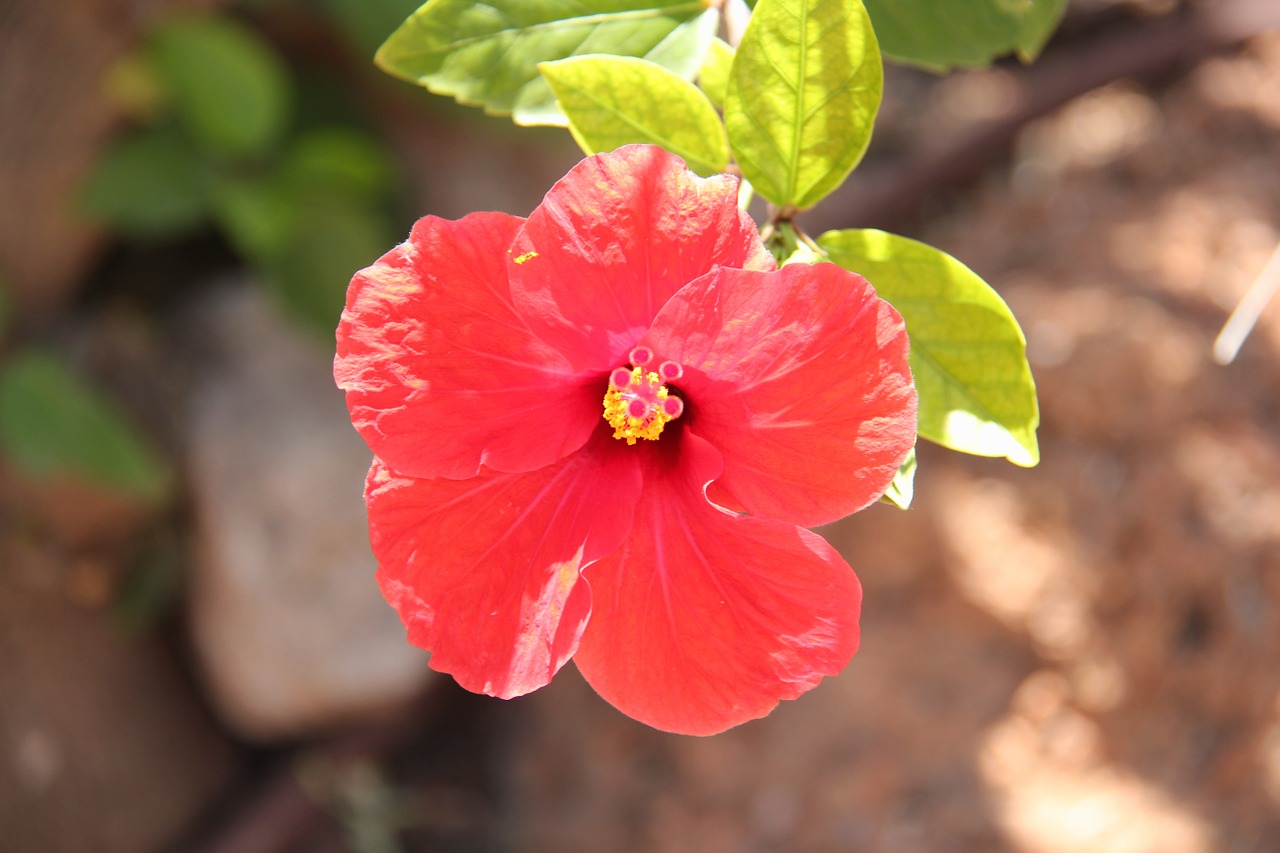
xmin=602 ymin=355 xmax=686 ymax=445
xmin=610 ymin=367 xmax=634 ymax=389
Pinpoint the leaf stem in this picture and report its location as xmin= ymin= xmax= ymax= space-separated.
xmin=724 ymin=0 xmax=751 ymax=48
xmin=762 ymin=218 xmax=824 ymax=265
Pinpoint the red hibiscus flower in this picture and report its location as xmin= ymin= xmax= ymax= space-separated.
xmin=335 ymin=145 xmax=916 ymax=735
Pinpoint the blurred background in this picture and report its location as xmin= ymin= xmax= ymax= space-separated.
xmin=1 ymin=0 xmax=1279 ymax=850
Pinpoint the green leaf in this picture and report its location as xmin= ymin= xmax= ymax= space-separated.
xmin=212 ymin=176 xmax=296 ymax=263
xmin=280 ymin=127 xmax=397 ymax=201
xmin=264 ymin=201 xmax=395 ymax=336
xmin=149 ymin=15 xmax=291 ymax=158
xmin=376 ymin=1 xmax=717 ymax=127
xmin=864 ymin=0 xmax=1065 ymax=72
xmin=540 ymin=56 xmax=728 ymax=176
xmin=724 ymin=0 xmax=882 ymax=211
xmin=0 ymin=351 xmax=171 ymax=502
xmin=819 ymin=228 xmax=1039 ymax=466
xmin=79 ymin=127 xmax=212 ymax=239
xmin=880 ymin=446 xmax=916 ymax=509
xmin=1016 ymin=0 xmax=1067 ymax=62
xmin=213 ymin=129 xmax=399 ymax=268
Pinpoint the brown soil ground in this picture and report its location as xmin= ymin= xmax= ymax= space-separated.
xmin=3 ymin=12 xmax=1279 ymax=853
xmin=500 ymin=29 xmax=1280 ymax=853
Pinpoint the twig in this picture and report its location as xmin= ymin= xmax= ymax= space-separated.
xmin=724 ymin=0 xmax=751 ymax=49
xmin=810 ymin=0 xmax=1280 ymax=232
xmin=177 ymin=699 xmax=436 ymax=853
xmin=1214 ymin=239 xmax=1280 ymax=364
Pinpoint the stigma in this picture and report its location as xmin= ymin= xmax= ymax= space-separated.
xmin=602 ymin=346 xmax=684 ymax=444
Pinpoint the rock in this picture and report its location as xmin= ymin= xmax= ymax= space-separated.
xmin=0 ymin=531 xmax=238 ymax=853
xmin=182 ymin=283 xmax=432 ymax=741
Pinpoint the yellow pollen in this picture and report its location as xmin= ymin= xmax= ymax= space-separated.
xmin=513 ymin=251 xmax=538 ymax=265
xmin=603 ymin=367 xmax=677 ymax=444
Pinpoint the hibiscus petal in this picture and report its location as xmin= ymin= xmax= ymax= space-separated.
xmin=574 ymin=434 xmax=861 ymax=736
xmin=643 ymin=263 xmax=917 ymax=527
xmin=508 ymin=145 xmax=774 ymax=371
xmin=366 ymin=433 xmax=639 ymax=699
xmin=336 ymin=212 xmax=601 ymax=479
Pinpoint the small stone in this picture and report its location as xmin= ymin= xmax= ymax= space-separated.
xmin=182 ymin=284 xmax=432 ymax=741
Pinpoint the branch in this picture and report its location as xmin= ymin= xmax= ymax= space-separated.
xmin=811 ymin=0 xmax=1280 ymax=232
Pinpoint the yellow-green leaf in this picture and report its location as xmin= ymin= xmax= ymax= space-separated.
xmin=697 ymin=37 xmax=734 ymax=110
xmin=376 ymin=1 xmax=717 ymax=127
xmin=724 ymin=0 xmax=882 ymax=210
xmin=540 ymin=55 xmax=728 ymax=176
xmin=820 ymin=228 xmax=1040 ymax=467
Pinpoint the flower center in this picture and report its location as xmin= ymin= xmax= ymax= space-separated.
xmin=602 ymin=346 xmax=684 ymax=445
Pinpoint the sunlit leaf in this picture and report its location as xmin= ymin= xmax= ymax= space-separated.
xmin=725 ymin=0 xmax=882 ymax=210
xmin=641 ymin=5 xmax=718 ymax=75
xmin=880 ymin=446 xmax=916 ymax=509
xmin=697 ymin=37 xmax=734 ymax=110
xmin=0 ymin=351 xmax=171 ymax=502
xmin=376 ymin=0 xmax=717 ymax=126
xmin=541 ymin=56 xmax=728 ymax=176
xmin=819 ymin=228 xmax=1039 ymax=466
xmin=79 ymin=127 xmax=212 ymax=239
xmin=864 ymin=0 xmax=1065 ymax=71
xmin=149 ymin=15 xmax=291 ymax=157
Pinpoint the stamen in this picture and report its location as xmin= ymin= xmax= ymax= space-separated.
xmin=602 ymin=356 xmax=685 ymax=444
xmin=610 ymin=367 xmax=633 ymax=389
